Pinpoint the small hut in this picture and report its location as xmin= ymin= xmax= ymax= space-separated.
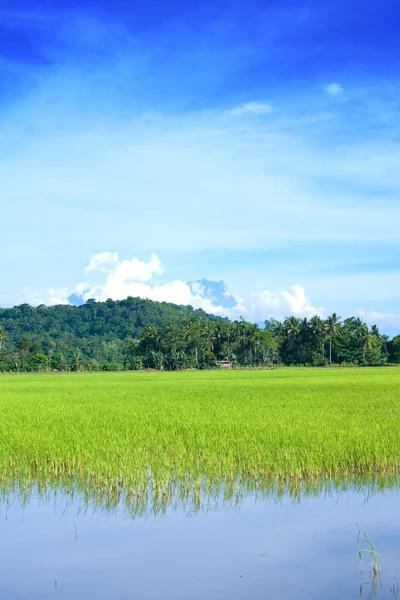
xmin=216 ymin=360 xmax=233 ymax=369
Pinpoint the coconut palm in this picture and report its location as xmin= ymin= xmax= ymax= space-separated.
xmin=182 ymin=318 xmax=201 ymax=363
xmin=215 ymin=322 xmax=231 ymax=347
xmin=271 ymin=320 xmax=285 ymax=342
xmin=202 ymin=322 xmax=216 ymax=351
xmin=283 ymin=316 xmax=301 ymax=339
xmin=145 ymin=325 xmax=163 ymax=352
xmin=371 ymin=324 xmax=380 ymax=338
xmin=324 ymin=313 xmax=341 ymax=365
xmin=361 ymin=326 xmax=375 ymax=362
xmin=309 ymin=316 xmax=326 ymax=360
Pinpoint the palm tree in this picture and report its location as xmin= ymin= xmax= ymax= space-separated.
xmin=232 ymin=319 xmax=257 ymax=365
xmin=353 ymin=317 xmax=365 ymax=331
xmin=183 ymin=318 xmax=200 ymax=363
xmin=371 ymin=324 xmax=380 ymax=338
xmin=272 ymin=320 xmax=285 ymax=342
xmin=202 ymin=322 xmax=216 ymax=351
xmin=145 ymin=325 xmax=163 ymax=352
xmin=309 ymin=316 xmax=325 ymax=360
xmin=164 ymin=323 xmax=184 ymax=355
xmin=361 ymin=326 xmax=375 ymax=362
xmin=324 ymin=313 xmax=341 ymax=365
xmin=301 ymin=317 xmax=309 ymax=330
xmin=283 ymin=317 xmax=301 ymax=339
xmin=215 ymin=322 xmax=231 ymax=347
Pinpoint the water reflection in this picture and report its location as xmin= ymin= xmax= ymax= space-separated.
xmin=0 ymin=477 xmax=400 ymax=599
xmin=1 ymin=469 xmax=400 ymax=520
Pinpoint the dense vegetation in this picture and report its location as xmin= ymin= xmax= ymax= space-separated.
xmin=0 ymin=369 xmax=399 ymax=510
xmin=0 ymin=297 xmax=397 ymax=371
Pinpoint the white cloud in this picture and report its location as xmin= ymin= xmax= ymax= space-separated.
xmin=46 ymin=288 xmax=70 ymax=305
xmin=70 ymin=253 xmax=227 ymax=313
xmin=27 ymin=253 xmax=325 ymax=322
xmin=80 ymin=278 xmax=229 ymax=315
xmin=104 ymin=253 xmax=164 ymax=284
xmin=325 ymin=82 xmax=343 ymax=96
xmin=189 ymin=281 xmax=206 ymax=297
xmin=85 ymin=251 xmax=119 ymax=272
xmin=357 ymin=308 xmax=400 ymax=322
xmin=356 ymin=308 xmax=400 ymax=336
xmin=251 ymin=284 xmax=325 ymax=321
xmin=225 ymin=101 xmax=273 ymax=116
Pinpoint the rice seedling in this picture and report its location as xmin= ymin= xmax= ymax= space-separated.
xmin=357 ymin=527 xmax=382 ymax=576
xmin=0 ymin=368 xmax=399 ymax=509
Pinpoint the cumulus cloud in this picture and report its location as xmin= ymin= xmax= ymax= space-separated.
xmin=105 ymin=253 xmax=164 ymax=284
xmin=70 ymin=253 xmax=229 ymax=314
xmin=251 ymin=284 xmax=325 ymax=321
xmin=27 ymin=252 xmax=325 ymax=323
xmin=325 ymin=82 xmax=343 ymax=96
xmin=188 ymin=279 xmax=241 ymax=310
xmin=85 ymin=251 xmax=119 ymax=272
xmin=225 ymin=101 xmax=273 ymax=116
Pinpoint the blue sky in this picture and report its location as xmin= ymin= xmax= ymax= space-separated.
xmin=1 ymin=0 xmax=399 ymax=334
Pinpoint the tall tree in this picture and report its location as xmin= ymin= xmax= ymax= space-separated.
xmin=308 ymin=315 xmax=326 ymax=363
xmin=0 ymin=326 xmax=7 ymax=351
xmin=324 ymin=313 xmax=341 ymax=365
xmin=283 ymin=317 xmax=301 ymax=339
xmin=183 ymin=318 xmax=201 ymax=364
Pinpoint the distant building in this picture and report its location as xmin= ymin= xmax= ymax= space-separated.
xmin=216 ymin=360 xmax=233 ymax=369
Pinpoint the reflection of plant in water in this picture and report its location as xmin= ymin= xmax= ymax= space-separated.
xmin=2 ymin=471 xmax=400 ymax=521
xmin=2 ymin=472 xmax=400 ymax=520
xmin=391 ymin=577 xmax=399 ymax=599
xmin=357 ymin=526 xmax=382 ymax=598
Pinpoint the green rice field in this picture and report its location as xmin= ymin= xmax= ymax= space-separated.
xmin=0 ymin=368 xmax=399 ymax=503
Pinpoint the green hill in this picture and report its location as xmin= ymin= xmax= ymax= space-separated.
xmin=0 ymin=297 xmax=224 ymax=370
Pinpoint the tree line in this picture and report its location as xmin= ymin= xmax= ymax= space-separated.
xmin=0 ymin=297 xmax=398 ymax=371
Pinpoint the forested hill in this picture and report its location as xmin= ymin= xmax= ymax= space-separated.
xmin=0 ymin=297 xmax=222 ymax=346
xmin=0 ymin=297 xmax=398 ymax=371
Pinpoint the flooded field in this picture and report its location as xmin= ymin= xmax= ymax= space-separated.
xmin=1 ymin=484 xmax=399 ymax=599
xmin=1 ymin=370 xmax=399 ymax=598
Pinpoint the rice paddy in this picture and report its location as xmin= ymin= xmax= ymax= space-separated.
xmin=0 ymin=368 xmax=399 ymax=509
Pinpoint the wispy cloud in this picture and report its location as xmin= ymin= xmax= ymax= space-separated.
xmin=356 ymin=308 xmax=400 ymax=336
xmin=325 ymin=82 xmax=344 ymax=96
xmin=357 ymin=308 xmax=400 ymax=322
xmin=225 ymin=101 xmax=273 ymax=117
xmin=0 ymin=11 xmax=399 ymax=322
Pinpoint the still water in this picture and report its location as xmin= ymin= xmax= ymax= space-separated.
xmin=0 ymin=487 xmax=399 ymax=599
